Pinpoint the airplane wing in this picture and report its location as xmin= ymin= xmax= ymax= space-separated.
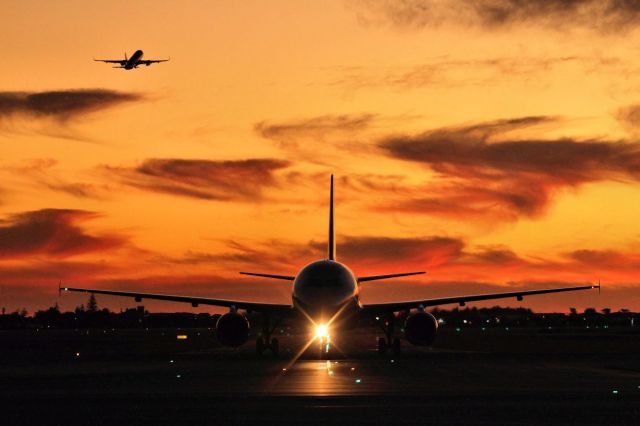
xmin=138 ymin=59 xmax=170 ymax=66
xmin=361 ymin=284 xmax=599 ymax=314
xmin=94 ymin=59 xmax=126 ymax=65
xmin=60 ymin=286 xmax=293 ymax=315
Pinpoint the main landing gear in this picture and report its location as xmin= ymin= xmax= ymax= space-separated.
xmin=256 ymin=313 xmax=281 ymax=357
xmin=376 ymin=314 xmax=402 ymax=356
xmin=256 ymin=336 xmax=279 ymax=356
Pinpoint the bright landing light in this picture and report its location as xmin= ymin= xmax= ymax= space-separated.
xmin=315 ymin=324 xmax=329 ymax=339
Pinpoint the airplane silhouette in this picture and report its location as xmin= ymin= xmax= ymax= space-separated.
xmin=62 ymin=176 xmax=598 ymax=356
xmin=94 ymin=50 xmax=169 ymax=70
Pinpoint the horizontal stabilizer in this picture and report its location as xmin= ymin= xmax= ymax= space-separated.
xmin=358 ymin=271 xmax=426 ymax=282
xmin=240 ymin=272 xmax=295 ymax=281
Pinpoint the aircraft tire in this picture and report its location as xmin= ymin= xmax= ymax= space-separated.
xmin=392 ymin=337 xmax=401 ymax=356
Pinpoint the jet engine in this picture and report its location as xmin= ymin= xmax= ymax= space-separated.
xmin=215 ymin=312 xmax=249 ymax=347
xmin=404 ymin=311 xmax=438 ymax=346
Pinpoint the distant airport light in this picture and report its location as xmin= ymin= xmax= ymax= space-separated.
xmin=177 ymin=334 xmax=188 ymax=340
xmin=355 ymin=378 xmax=362 ymax=384
xmin=612 ymin=390 xmax=619 ymax=394
xmin=75 ymin=352 xmax=80 ymax=357
xmin=315 ymin=324 xmax=329 ymax=339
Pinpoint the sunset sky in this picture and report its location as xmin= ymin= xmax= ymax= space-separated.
xmin=1 ymin=0 xmax=639 ymax=313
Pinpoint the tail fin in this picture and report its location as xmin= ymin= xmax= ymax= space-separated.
xmin=125 ymin=52 xmax=128 ymax=61
xmin=328 ymin=175 xmax=335 ymax=260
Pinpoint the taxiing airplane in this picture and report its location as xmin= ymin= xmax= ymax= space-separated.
xmin=62 ymin=176 xmax=599 ymax=356
xmin=94 ymin=50 xmax=169 ymax=70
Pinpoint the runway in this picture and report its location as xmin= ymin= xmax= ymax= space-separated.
xmin=1 ymin=327 xmax=639 ymax=425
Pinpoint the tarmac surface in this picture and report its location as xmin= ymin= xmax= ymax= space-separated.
xmin=1 ymin=326 xmax=639 ymax=425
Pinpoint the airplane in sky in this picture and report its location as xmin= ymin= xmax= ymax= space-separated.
xmin=94 ymin=50 xmax=169 ymax=70
xmin=62 ymin=176 xmax=599 ymax=357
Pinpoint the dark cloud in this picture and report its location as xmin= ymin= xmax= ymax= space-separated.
xmin=0 ymin=209 xmax=126 ymax=259
xmin=0 ymin=89 xmax=142 ymax=121
xmin=107 ymin=158 xmax=290 ymax=201
xmin=469 ymin=247 xmax=522 ymax=265
xmin=350 ymin=0 xmax=640 ymax=33
xmin=379 ymin=117 xmax=640 ymax=219
xmin=331 ymin=236 xmax=464 ymax=267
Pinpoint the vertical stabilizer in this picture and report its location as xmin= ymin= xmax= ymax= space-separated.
xmin=328 ymin=175 xmax=335 ymax=260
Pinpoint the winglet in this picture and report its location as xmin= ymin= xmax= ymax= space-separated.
xmin=598 ymin=279 xmax=601 ymax=294
xmin=328 ymin=174 xmax=335 ymax=261
xmin=58 ymin=281 xmax=62 ymax=296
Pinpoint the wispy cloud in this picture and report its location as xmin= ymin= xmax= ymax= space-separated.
xmin=616 ymin=103 xmax=640 ymax=135
xmin=330 ymin=56 xmax=583 ymax=90
xmin=106 ymin=158 xmax=290 ymax=201
xmin=2 ymin=158 xmax=109 ymax=199
xmin=349 ymin=0 xmax=640 ymax=33
xmin=255 ymin=114 xmax=380 ymax=163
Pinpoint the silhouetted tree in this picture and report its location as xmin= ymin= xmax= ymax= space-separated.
xmin=87 ymin=294 xmax=98 ymax=312
xmin=602 ymin=308 xmax=611 ymax=315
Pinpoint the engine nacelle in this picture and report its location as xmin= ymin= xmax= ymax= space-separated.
xmin=215 ymin=312 xmax=249 ymax=347
xmin=404 ymin=311 xmax=438 ymax=346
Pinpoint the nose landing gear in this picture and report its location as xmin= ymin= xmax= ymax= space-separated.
xmin=318 ymin=336 xmax=334 ymax=359
xmin=376 ymin=314 xmax=402 ymax=356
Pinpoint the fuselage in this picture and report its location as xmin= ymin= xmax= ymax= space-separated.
xmin=125 ymin=50 xmax=144 ymax=69
xmin=292 ymin=259 xmax=360 ymax=325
